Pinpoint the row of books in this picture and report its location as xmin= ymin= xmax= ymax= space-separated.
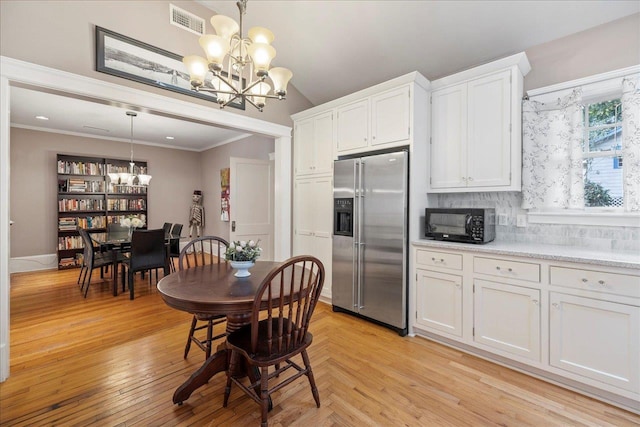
xmin=59 ymin=255 xmax=82 ymax=268
xmin=107 ymin=198 xmax=146 ymax=211
xmin=57 ymin=160 xmax=105 ymax=176
xmin=59 ymin=198 xmax=106 ymax=212
xmin=58 ymin=179 xmax=105 ymax=193
xmin=58 ymin=216 xmax=107 ymax=231
xmin=107 ymin=163 xmax=148 ymax=175
xmin=108 ymin=214 xmax=145 ymax=224
xmin=109 ymin=185 xmax=147 ymax=194
xmin=58 ymin=233 xmax=107 ymax=250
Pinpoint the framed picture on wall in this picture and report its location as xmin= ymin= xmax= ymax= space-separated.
xmin=95 ymin=26 xmax=245 ymax=110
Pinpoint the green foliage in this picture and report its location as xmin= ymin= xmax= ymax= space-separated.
xmin=584 ymin=180 xmax=612 ymax=207
xmin=225 ymin=240 xmax=262 ymax=261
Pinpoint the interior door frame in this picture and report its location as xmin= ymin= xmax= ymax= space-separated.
xmin=0 ymin=56 xmax=293 ymax=382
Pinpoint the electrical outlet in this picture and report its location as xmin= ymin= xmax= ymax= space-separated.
xmin=517 ymin=214 xmax=527 ymax=228
xmin=497 ymin=213 xmax=508 ymax=226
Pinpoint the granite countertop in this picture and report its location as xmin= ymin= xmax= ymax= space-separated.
xmin=412 ymin=239 xmax=640 ymax=270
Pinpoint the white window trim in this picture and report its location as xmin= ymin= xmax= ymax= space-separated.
xmin=527 ymin=210 xmax=640 ymax=227
xmin=525 ymin=65 xmax=640 ymax=227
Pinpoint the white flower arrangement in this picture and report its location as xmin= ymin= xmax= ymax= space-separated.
xmin=120 ymin=214 xmax=146 ymax=229
xmin=225 ymin=240 xmax=261 ymax=262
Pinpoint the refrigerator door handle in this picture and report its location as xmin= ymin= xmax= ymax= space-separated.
xmin=353 ymin=160 xmax=360 ymax=309
xmin=357 ymin=159 xmax=364 ymax=310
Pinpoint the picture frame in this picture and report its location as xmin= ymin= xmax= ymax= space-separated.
xmin=95 ymin=26 xmax=245 ymax=110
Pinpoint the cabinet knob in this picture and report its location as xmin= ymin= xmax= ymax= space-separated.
xmin=508 ymin=268 xmax=513 ymax=272
xmin=581 ymin=278 xmax=588 ymax=283
xmin=496 ymin=266 xmax=501 ymax=270
xmin=552 ymin=303 xmax=559 ymax=309
xmin=462 ymin=177 xmax=467 ymax=181
xmin=598 ymin=280 xmax=605 ymax=285
xmin=468 ymin=177 xmax=473 ymax=181
xmin=532 ymin=299 xmax=539 ymax=305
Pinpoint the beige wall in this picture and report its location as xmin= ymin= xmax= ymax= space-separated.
xmin=10 ymin=128 xmax=201 ymax=257
xmin=0 ymin=0 xmax=313 ymax=124
xmin=199 ymin=136 xmax=276 ymax=242
xmin=524 ymin=13 xmax=640 ymax=91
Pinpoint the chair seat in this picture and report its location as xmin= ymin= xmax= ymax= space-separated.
xmin=226 ymin=319 xmax=313 ymax=365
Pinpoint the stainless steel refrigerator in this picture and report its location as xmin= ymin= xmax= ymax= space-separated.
xmin=332 ymin=150 xmax=408 ymax=336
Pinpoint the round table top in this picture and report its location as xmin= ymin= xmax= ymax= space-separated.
xmin=157 ymin=261 xmax=282 ymax=316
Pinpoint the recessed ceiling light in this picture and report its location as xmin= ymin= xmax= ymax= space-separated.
xmin=166 ymin=136 xmax=175 ymax=140
xmin=35 ymin=115 xmax=49 ymax=120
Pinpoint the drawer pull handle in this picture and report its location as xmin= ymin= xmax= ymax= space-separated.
xmin=431 ymin=257 xmax=445 ymax=263
xmin=581 ymin=278 xmax=588 ymax=283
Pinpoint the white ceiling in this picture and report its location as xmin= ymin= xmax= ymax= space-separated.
xmin=9 ymin=1 xmax=639 ymax=151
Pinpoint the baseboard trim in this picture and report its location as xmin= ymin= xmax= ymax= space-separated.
xmin=10 ymin=254 xmax=58 ymax=273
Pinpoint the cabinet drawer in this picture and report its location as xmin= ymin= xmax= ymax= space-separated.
xmin=416 ymin=249 xmax=462 ymax=271
xmin=474 ymin=257 xmax=540 ymax=283
xmin=550 ymin=266 xmax=640 ymax=299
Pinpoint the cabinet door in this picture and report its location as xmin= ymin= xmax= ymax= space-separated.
xmin=371 ymin=86 xmax=410 ymax=147
xmin=314 ymin=177 xmax=333 ymax=299
xmin=294 ymin=118 xmax=315 ymax=176
xmin=312 ymin=111 xmax=334 ymax=175
xmin=466 ymin=70 xmax=511 ymax=188
xmin=550 ymin=292 xmax=640 ymax=393
xmin=416 ymin=269 xmax=463 ymax=337
xmin=336 ymin=99 xmax=369 ymax=153
xmin=474 ymin=279 xmax=540 ymax=361
xmin=430 ymin=85 xmax=467 ymax=189
xmin=293 ymin=179 xmax=315 ymax=244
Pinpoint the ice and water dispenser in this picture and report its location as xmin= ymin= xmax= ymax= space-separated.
xmin=333 ymin=198 xmax=353 ymax=236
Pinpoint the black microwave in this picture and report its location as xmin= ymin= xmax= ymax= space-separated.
xmin=425 ymin=208 xmax=495 ymax=244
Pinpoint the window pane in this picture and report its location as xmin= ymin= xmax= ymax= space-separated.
xmin=583 ymin=158 xmax=624 ymax=208
xmin=588 ymin=99 xmax=622 ymax=127
xmin=588 ymin=126 xmax=622 ymax=151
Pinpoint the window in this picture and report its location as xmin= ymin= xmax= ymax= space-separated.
xmin=582 ymin=97 xmax=623 ymax=208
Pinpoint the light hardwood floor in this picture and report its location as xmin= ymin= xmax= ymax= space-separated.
xmin=1 ymin=267 xmax=639 ymax=426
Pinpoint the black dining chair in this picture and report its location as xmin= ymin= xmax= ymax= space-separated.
xmin=223 ymin=255 xmax=325 ymax=427
xmin=162 ymin=222 xmax=173 ymax=237
xmin=168 ymin=223 xmax=183 ymax=272
xmin=120 ymin=228 xmax=169 ymax=300
xmin=78 ymin=228 xmax=126 ymax=298
xmin=178 ymin=236 xmax=229 ymax=359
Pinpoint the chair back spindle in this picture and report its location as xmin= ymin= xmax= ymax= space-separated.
xmin=178 ymin=236 xmax=229 ymax=270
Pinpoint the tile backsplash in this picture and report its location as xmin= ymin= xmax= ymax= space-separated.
xmin=430 ymin=192 xmax=639 ymax=252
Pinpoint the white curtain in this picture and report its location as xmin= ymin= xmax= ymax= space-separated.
xmin=621 ymin=79 xmax=640 ymax=212
xmin=521 ymin=89 xmax=585 ymax=210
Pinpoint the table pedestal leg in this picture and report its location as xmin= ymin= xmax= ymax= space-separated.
xmin=172 ymin=313 xmax=250 ymax=405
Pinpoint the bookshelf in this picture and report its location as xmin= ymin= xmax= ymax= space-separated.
xmin=57 ymin=154 xmax=148 ymax=269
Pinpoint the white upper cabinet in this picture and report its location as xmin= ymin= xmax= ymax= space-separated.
xmin=294 ymin=111 xmax=334 ymax=176
xmin=429 ymin=52 xmax=530 ymax=192
xmin=336 ymin=99 xmax=369 ymax=153
xmin=336 ymin=85 xmax=412 ymax=156
xmin=371 ymin=85 xmax=411 ymax=146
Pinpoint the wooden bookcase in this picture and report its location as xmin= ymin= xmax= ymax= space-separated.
xmin=56 ymin=154 xmax=148 ymax=269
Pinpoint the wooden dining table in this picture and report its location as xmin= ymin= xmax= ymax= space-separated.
xmin=157 ymin=260 xmax=283 ymax=405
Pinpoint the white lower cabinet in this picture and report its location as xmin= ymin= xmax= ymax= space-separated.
xmin=549 ymin=292 xmax=640 ymax=394
xmin=293 ymin=176 xmax=333 ymax=299
xmin=473 ymin=279 xmax=541 ymax=361
xmin=411 ymin=243 xmax=640 ymax=412
xmin=416 ymin=269 xmax=462 ymax=337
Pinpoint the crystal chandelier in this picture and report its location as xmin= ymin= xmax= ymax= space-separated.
xmin=108 ymin=111 xmax=152 ymax=188
xmin=182 ymin=0 xmax=293 ymax=112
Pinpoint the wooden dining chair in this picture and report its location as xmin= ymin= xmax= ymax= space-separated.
xmin=121 ymin=228 xmax=169 ymax=300
xmin=178 ymin=236 xmax=229 ymax=359
xmin=223 ymin=255 xmax=325 ymax=427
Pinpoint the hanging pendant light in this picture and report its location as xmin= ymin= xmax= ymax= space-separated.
xmin=108 ymin=111 xmax=152 ymax=188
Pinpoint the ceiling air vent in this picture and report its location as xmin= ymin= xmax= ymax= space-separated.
xmin=170 ymin=4 xmax=205 ymax=36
